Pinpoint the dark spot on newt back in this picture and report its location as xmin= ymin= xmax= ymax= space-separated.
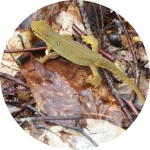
xmin=57 ymin=41 xmax=60 ymax=46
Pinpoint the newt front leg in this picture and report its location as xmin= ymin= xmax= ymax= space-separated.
xmin=37 ymin=45 xmax=52 ymax=63
xmin=81 ymin=34 xmax=102 ymax=87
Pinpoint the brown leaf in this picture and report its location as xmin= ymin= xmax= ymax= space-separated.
xmin=67 ymin=119 xmax=125 ymax=149
xmin=44 ymin=58 xmax=91 ymax=91
xmin=55 ymin=3 xmax=85 ymax=35
xmin=1 ymin=29 xmax=33 ymax=76
xmin=20 ymin=54 xmax=96 ymax=125
xmin=98 ymin=102 xmax=130 ymax=127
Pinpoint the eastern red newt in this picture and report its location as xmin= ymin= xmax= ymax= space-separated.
xmin=31 ymin=20 xmax=145 ymax=104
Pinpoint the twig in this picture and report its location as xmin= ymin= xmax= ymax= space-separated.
xmin=72 ymin=24 xmax=86 ymax=36
xmin=80 ymin=127 xmax=98 ymax=146
xmin=116 ymin=14 xmax=141 ymax=102
xmin=25 ymin=105 xmax=45 ymax=116
xmin=5 ymin=100 xmax=44 ymax=117
xmin=4 ymin=46 xmax=47 ymax=53
xmin=102 ymin=69 xmax=134 ymax=122
xmin=121 ymin=96 xmax=139 ymax=115
xmin=127 ymin=30 xmax=138 ymax=35
xmin=99 ymin=5 xmax=104 ymax=44
xmin=98 ymin=48 xmax=114 ymax=61
xmin=77 ymin=0 xmax=92 ymax=34
xmin=35 ymin=125 xmax=60 ymax=137
xmin=17 ymin=34 xmax=25 ymax=49
xmin=65 ymin=120 xmax=99 ymax=147
xmin=15 ymin=115 xmax=86 ymax=123
xmin=35 ymin=118 xmax=99 ymax=147
xmin=5 ymin=100 xmax=24 ymax=107
xmin=15 ymin=106 xmax=98 ymax=146
xmin=0 ymin=72 xmax=28 ymax=88
xmin=93 ymin=3 xmax=100 ymax=31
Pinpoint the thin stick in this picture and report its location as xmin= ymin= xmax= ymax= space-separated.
xmin=121 ymin=96 xmax=139 ymax=115
xmin=26 ymin=105 xmax=45 ymax=116
xmin=15 ymin=115 xmax=86 ymax=123
xmin=99 ymin=5 xmax=104 ymax=44
xmin=65 ymin=121 xmax=99 ymax=147
xmin=4 ymin=46 xmax=47 ymax=53
xmin=116 ymin=13 xmax=141 ymax=102
xmin=102 ymin=69 xmax=134 ymax=122
xmin=17 ymin=34 xmax=25 ymax=49
xmin=36 ymin=118 xmax=99 ymax=147
xmin=0 ymin=72 xmax=28 ymax=88
xmin=77 ymin=0 xmax=92 ymax=34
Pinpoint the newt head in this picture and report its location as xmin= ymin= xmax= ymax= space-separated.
xmin=31 ymin=20 xmax=51 ymax=39
xmin=31 ymin=20 xmax=45 ymax=33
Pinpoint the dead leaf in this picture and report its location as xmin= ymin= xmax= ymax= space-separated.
xmin=55 ymin=4 xmax=85 ymax=35
xmin=36 ymin=119 xmax=125 ymax=149
xmin=45 ymin=131 xmax=66 ymax=148
xmin=116 ymin=50 xmax=133 ymax=62
xmin=98 ymin=103 xmax=130 ymax=127
xmin=132 ymin=36 xmax=141 ymax=43
xmin=67 ymin=119 xmax=125 ymax=149
xmin=7 ymin=30 xmax=32 ymax=50
xmin=1 ymin=79 xmax=16 ymax=96
xmin=1 ymin=30 xmax=33 ymax=75
xmin=20 ymin=54 xmax=96 ymax=125
xmin=7 ymin=105 xmax=21 ymax=114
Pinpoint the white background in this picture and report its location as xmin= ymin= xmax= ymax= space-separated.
xmin=0 ymin=0 xmax=150 ymax=150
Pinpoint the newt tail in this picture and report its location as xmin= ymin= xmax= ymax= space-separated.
xmin=95 ymin=57 xmax=145 ymax=104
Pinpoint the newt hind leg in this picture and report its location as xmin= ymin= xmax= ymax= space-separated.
xmin=82 ymin=34 xmax=102 ymax=87
xmin=86 ymin=65 xmax=102 ymax=88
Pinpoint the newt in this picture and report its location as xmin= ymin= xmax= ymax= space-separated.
xmin=31 ymin=20 xmax=145 ymax=104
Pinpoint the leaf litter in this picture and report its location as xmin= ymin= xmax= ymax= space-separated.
xmin=20 ymin=54 xmax=97 ymax=125
xmin=0 ymin=1 xmax=149 ymax=149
